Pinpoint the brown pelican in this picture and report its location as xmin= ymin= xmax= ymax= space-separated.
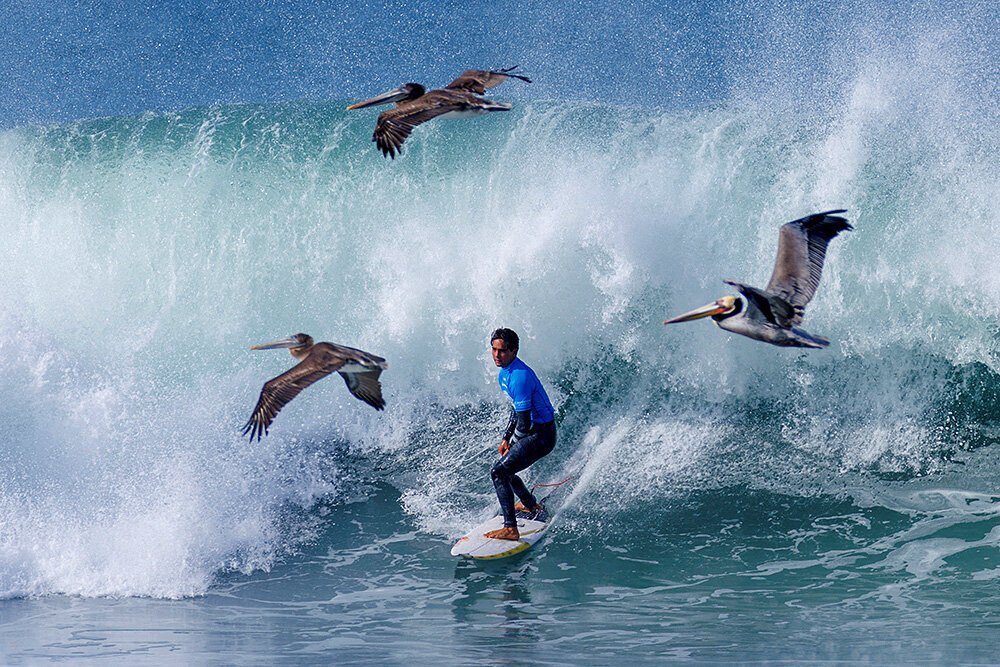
xmin=346 ymin=66 xmax=532 ymax=158
xmin=662 ymin=210 xmax=853 ymax=348
xmin=243 ymin=334 xmax=387 ymax=441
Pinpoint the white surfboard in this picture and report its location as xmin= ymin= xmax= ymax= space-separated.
xmin=451 ymin=507 xmax=550 ymax=560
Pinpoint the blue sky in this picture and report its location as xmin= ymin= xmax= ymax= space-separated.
xmin=1 ymin=0 xmax=996 ymax=127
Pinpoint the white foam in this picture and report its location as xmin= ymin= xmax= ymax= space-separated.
xmin=2 ymin=51 xmax=999 ymax=594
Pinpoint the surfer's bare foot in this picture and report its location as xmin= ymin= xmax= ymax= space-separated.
xmin=514 ymin=501 xmax=543 ymax=512
xmin=484 ymin=526 xmax=520 ymax=540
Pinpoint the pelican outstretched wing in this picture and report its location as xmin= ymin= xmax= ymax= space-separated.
xmin=339 ymin=368 xmax=386 ymax=410
xmin=764 ymin=210 xmax=852 ymax=325
xmin=445 ymin=66 xmax=531 ymax=94
xmin=372 ymin=96 xmax=463 ymax=158
xmin=243 ymin=358 xmax=341 ymax=442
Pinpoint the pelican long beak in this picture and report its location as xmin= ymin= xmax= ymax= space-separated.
xmin=346 ymin=85 xmax=411 ymax=110
xmin=662 ymin=297 xmax=735 ymax=324
xmin=250 ymin=335 xmax=300 ymax=350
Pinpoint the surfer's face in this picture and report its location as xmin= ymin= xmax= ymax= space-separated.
xmin=491 ymin=341 xmax=516 ymax=367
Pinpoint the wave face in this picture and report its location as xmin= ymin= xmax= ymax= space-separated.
xmin=3 ymin=22 xmax=1000 ymax=599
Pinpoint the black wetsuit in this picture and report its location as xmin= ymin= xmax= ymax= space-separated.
xmin=491 ymin=408 xmax=556 ymax=528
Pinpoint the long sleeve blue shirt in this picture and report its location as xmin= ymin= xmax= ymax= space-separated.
xmin=497 ymin=357 xmax=555 ymax=427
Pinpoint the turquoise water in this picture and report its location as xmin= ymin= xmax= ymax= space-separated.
xmin=5 ymin=482 xmax=1000 ymax=662
xmin=5 ymin=3 xmax=1000 ymax=661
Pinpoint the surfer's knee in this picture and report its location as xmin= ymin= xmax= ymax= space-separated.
xmin=491 ymin=460 xmax=509 ymax=482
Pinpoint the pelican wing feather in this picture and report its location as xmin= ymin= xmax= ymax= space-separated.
xmin=339 ymin=368 xmax=386 ymax=410
xmin=373 ymin=95 xmax=465 ymax=158
xmin=764 ymin=210 xmax=852 ymax=325
xmin=445 ymin=67 xmax=531 ymax=93
xmin=243 ymin=358 xmax=342 ymax=442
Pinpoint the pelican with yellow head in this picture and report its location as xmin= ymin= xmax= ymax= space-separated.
xmin=662 ymin=210 xmax=853 ymax=348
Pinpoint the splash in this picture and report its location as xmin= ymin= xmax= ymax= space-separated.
xmin=2 ymin=22 xmax=999 ymax=596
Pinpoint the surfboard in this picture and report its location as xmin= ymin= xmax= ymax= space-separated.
xmin=450 ymin=504 xmax=551 ymax=560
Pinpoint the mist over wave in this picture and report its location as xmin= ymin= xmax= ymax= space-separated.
xmin=2 ymin=18 xmax=1000 ymax=597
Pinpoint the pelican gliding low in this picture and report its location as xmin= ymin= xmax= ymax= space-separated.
xmin=347 ymin=66 xmax=531 ymax=158
xmin=663 ymin=210 xmax=853 ymax=348
xmin=243 ymin=334 xmax=387 ymax=441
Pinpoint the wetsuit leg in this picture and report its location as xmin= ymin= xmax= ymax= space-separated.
xmin=491 ymin=421 xmax=556 ymax=527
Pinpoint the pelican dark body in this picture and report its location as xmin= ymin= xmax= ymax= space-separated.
xmin=347 ymin=66 xmax=532 ymax=158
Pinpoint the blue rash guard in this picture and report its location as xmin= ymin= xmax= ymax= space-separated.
xmin=498 ymin=357 xmax=555 ymax=429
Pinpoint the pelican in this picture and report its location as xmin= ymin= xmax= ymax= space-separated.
xmin=243 ymin=334 xmax=387 ymax=441
xmin=663 ymin=210 xmax=853 ymax=348
xmin=346 ymin=66 xmax=532 ymax=158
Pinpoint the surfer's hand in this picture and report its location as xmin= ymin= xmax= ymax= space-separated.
xmin=499 ymin=440 xmax=509 ymax=456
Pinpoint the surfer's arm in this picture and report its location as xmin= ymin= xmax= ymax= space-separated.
xmin=500 ymin=408 xmax=532 ymax=453
xmin=514 ymin=410 xmax=532 ymax=439
xmin=500 ymin=368 xmax=533 ymax=452
xmin=505 ymin=368 xmax=534 ymax=440
xmin=503 ymin=407 xmax=532 ymax=441
xmin=511 ymin=410 xmax=532 ymax=441
xmin=503 ymin=407 xmax=517 ymax=442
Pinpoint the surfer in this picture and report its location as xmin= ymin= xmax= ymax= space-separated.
xmin=485 ymin=328 xmax=557 ymax=541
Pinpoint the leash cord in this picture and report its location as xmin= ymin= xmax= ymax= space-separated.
xmin=531 ymin=474 xmax=577 ymax=493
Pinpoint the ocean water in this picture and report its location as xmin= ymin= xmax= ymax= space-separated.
xmin=4 ymin=2 xmax=1000 ymax=663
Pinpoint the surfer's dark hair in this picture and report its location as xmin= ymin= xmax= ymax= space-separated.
xmin=491 ymin=328 xmax=519 ymax=351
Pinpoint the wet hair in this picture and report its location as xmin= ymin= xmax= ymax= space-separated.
xmin=490 ymin=328 xmax=519 ymax=351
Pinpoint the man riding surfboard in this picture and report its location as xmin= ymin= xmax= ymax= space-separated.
xmin=485 ymin=328 xmax=557 ymax=541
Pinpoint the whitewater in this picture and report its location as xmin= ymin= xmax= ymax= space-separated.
xmin=4 ymin=21 xmax=1000 ymax=661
